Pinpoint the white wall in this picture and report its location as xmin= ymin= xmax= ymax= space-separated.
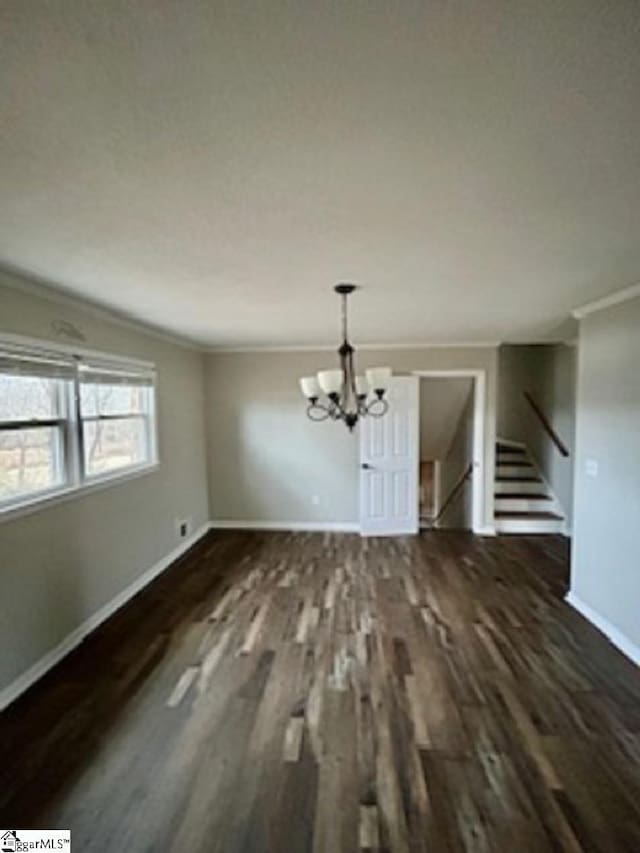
xmin=497 ymin=344 xmax=576 ymax=523
xmin=570 ymin=295 xmax=640 ymax=655
xmin=0 ymin=272 xmax=209 ymax=697
xmin=205 ymin=347 xmax=497 ymax=530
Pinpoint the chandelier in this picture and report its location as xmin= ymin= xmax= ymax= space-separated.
xmin=299 ymin=284 xmax=391 ymax=431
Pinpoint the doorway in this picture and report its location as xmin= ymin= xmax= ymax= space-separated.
xmin=414 ymin=370 xmax=486 ymax=534
xmin=358 ymin=371 xmax=486 ymax=536
xmin=418 ymin=376 xmax=474 ymax=529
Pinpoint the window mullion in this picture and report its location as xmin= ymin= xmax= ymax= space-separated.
xmin=147 ymin=385 xmax=157 ymax=463
xmin=69 ymin=369 xmax=83 ymax=486
xmin=52 ymin=381 xmax=65 ymax=486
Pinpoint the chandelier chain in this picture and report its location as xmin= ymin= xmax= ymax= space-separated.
xmin=341 ymin=292 xmax=348 ymax=342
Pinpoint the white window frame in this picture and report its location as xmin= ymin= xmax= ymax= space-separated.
xmin=77 ymin=362 xmax=158 ymax=485
xmin=0 ymin=334 xmax=159 ymax=523
xmin=0 ymin=377 xmax=71 ymax=508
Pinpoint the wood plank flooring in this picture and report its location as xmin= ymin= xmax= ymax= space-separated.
xmin=2 ymin=530 xmax=640 ymax=852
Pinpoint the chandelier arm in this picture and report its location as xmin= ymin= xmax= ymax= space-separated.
xmin=365 ymin=396 xmax=389 ymax=418
xmin=331 ymin=396 xmax=348 ymax=421
xmin=306 ymin=400 xmax=332 ymax=422
xmin=328 ymin=391 xmax=358 ymax=428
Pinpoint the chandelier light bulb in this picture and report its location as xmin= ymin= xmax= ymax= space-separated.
xmin=299 ymin=376 xmax=321 ymax=399
xmin=317 ymin=369 xmax=342 ymax=396
xmin=365 ymin=367 xmax=392 ymax=393
xmin=355 ymin=375 xmax=368 ymax=397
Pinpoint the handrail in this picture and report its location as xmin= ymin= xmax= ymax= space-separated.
xmin=523 ymin=391 xmax=570 ymax=458
xmin=433 ymin=462 xmax=473 ymax=524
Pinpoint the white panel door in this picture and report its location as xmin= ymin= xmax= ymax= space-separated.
xmin=359 ymin=375 xmax=419 ymax=536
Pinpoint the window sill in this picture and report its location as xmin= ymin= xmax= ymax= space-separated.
xmin=0 ymin=461 xmax=160 ymax=525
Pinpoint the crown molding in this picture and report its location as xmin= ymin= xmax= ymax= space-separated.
xmin=572 ymin=282 xmax=640 ymax=320
xmin=205 ymin=340 xmax=501 ymax=354
xmin=0 ymin=331 xmax=156 ymax=370
xmin=0 ymin=265 xmax=204 ymax=351
xmin=0 ymin=270 xmax=503 ymax=353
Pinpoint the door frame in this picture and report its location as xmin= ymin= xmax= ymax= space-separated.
xmin=412 ymin=369 xmax=487 ymax=535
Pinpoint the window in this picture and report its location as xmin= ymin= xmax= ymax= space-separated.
xmin=0 ymin=349 xmax=75 ymax=508
xmin=0 ymin=341 xmax=157 ymax=515
xmin=79 ymin=362 xmax=156 ymax=479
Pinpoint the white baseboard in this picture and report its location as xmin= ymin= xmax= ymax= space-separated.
xmin=210 ymin=519 xmax=360 ymax=533
xmin=0 ymin=523 xmax=210 ymax=712
xmin=565 ymin=591 xmax=640 ymax=668
xmin=210 ymin=519 xmax=498 ymax=537
xmin=474 ymin=524 xmax=497 ymax=536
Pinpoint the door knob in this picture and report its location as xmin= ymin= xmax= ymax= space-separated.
xmin=361 ymin=463 xmax=373 ymax=470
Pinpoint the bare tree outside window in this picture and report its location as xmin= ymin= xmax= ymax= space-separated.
xmin=80 ymin=380 xmax=152 ymax=477
xmin=0 ymin=374 xmax=65 ymax=501
xmin=0 ymin=345 xmax=156 ymax=514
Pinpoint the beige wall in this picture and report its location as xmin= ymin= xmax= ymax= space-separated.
xmin=571 ymin=296 xmax=640 ymax=651
xmin=419 ymin=377 xmax=473 ymax=461
xmin=0 ymin=272 xmax=209 ymax=695
xmin=438 ymin=387 xmax=474 ymax=529
xmin=497 ymin=344 xmax=576 ymax=524
xmin=205 ymin=347 xmax=497 ymax=529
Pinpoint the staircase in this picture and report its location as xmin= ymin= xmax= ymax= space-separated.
xmin=494 ymin=441 xmax=565 ymax=534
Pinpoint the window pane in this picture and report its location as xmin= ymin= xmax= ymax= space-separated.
xmin=83 ymin=417 xmax=149 ymax=477
xmin=0 ymin=374 xmax=62 ymax=421
xmin=0 ymin=426 xmax=66 ymax=503
xmin=80 ymin=383 xmax=147 ymax=418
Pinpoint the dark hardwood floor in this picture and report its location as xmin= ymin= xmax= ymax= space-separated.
xmin=2 ymin=530 xmax=640 ymax=852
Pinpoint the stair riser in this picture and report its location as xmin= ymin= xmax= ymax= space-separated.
xmin=496 ymin=518 xmax=565 ymax=534
xmin=495 ymin=480 xmax=548 ymax=495
xmin=497 ymin=453 xmax=531 ymax=465
xmin=494 ymin=498 xmax=553 ymax=513
xmin=496 ymin=464 xmax=537 ymax=478
xmin=494 ymin=441 xmax=566 ymax=535
xmin=496 ymin=440 xmax=526 ymax=452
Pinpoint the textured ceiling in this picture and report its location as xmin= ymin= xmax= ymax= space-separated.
xmin=1 ymin=1 xmax=639 ymax=347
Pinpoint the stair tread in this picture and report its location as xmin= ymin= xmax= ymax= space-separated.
xmin=496 ymin=443 xmax=525 ymax=453
xmin=495 ymin=511 xmax=563 ymax=520
xmin=496 ymin=476 xmax=542 ymax=482
xmin=495 ymin=493 xmax=551 ymax=500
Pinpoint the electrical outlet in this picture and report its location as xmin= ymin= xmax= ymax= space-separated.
xmin=585 ymin=459 xmax=598 ymax=478
xmin=311 ymin=495 xmax=321 ymax=506
xmin=176 ymin=518 xmax=191 ymax=538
